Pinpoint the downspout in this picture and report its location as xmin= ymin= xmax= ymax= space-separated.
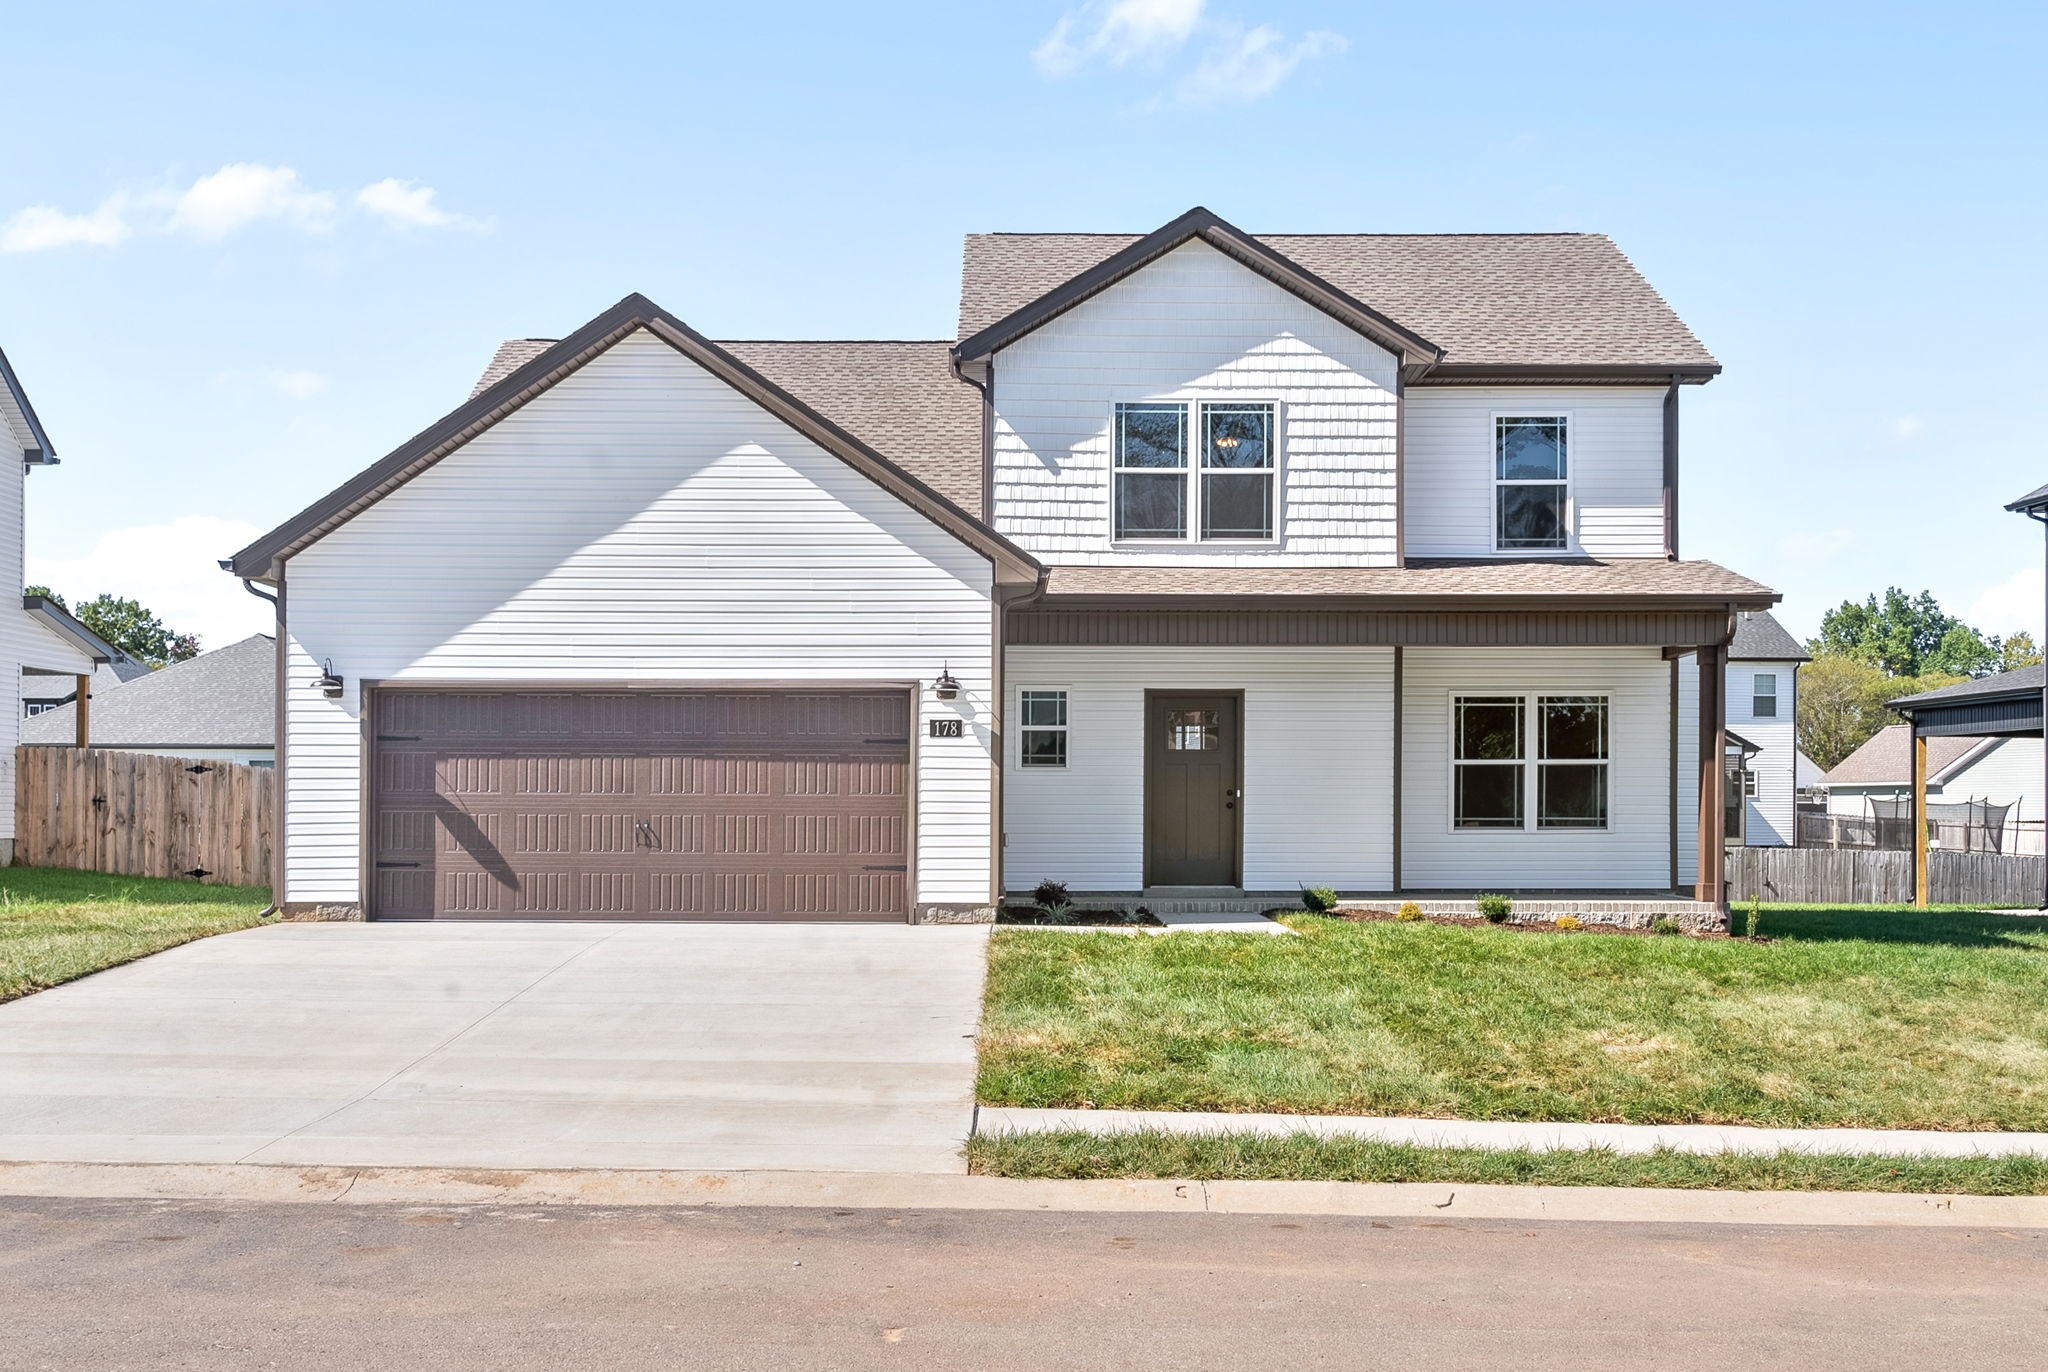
xmin=238 ymin=573 xmax=285 ymax=919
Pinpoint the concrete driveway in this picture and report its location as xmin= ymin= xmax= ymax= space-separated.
xmin=0 ymin=921 xmax=989 ymax=1173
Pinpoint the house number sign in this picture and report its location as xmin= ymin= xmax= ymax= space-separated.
xmin=928 ymin=719 xmax=964 ymax=739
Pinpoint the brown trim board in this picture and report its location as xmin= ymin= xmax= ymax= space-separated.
xmin=1012 ymin=606 xmax=1746 ymax=649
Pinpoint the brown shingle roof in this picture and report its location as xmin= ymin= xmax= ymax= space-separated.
xmin=958 ymin=232 xmax=1717 ymax=370
xmin=1822 ymin=725 xmax=1990 ymax=787
xmin=1041 ymin=558 xmax=1775 ymax=604
xmin=471 ymin=337 xmax=982 ymax=511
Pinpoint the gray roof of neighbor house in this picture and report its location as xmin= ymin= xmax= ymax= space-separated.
xmin=23 ymin=634 xmax=275 ymax=749
xmin=23 ymin=654 xmax=151 ymax=701
xmin=1729 ymin=610 xmax=1808 ymax=661
xmin=1891 ymin=663 xmax=2046 ymax=708
xmin=471 ymin=337 xmax=984 ymax=512
xmin=957 ymin=224 xmax=1719 ymax=372
xmin=1820 ymin=724 xmax=1991 ymax=787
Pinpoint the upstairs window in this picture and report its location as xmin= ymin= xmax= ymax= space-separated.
xmin=1113 ymin=401 xmax=1278 ymax=542
xmin=1495 ymin=416 xmax=1568 ymax=551
xmin=1752 ymin=672 xmax=1778 ymax=718
xmin=1113 ymin=403 xmax=1187 ymax=540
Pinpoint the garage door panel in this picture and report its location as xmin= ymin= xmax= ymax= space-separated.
xmin=370 ymin=689 xmax=911 ymax=921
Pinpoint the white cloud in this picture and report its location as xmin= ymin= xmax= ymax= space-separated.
xmin=1891 ymin=415 xmax=1927 ymax=441
xmin=1033 ymin=0 xmax=1207 ymax=76
xmin=354 ymin=178 xmax=484 ymax=230
xmin=1967 ymin=566 xmax=2044 ymax=637
xmin=1775 ymin=526 xmax=1855 ymax=564
xmin=1177 ymin=24 xmax=1347 ymax=104
xmin=27 ymin=516 xmax=271 ymax=654
xmin=265 ymin=369 xmax=328 ymax=400
xmin=0 ymin=193 xmax=133 ymax=253
xmin=168 ymin=163 xmax=336 ymax=239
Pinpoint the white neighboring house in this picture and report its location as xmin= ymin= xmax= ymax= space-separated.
xmin=224 ymin=208 xmax=1780 ymax=921
xmin=1725 ymin=610 xmax=1807 ymax=846
xmin=0 ymin=346 xmax=118 ymax=863
xmin=22 ymin=634 xmax=276 ymax=767
xmin=1821 ymin=724 xmax=2043 ymax=854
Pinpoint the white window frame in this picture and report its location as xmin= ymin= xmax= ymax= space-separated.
xmin=1447 ymin=692 xmax=1612 ymax=833
xmin=1017 ymin=688 xmax=1069 ymax=769
xmin=22 ymin=701 xmax=58 ymax=717
xmin=1751 ymin=671 xmax=1778 ymax=718
xmin=1491 ymin=412 xmax=1573 ymax=555
xmin=1111 ymin=399 xmax=1283 ymax=546
xmin=1742 ymin=767 xmax=1760 ymax=799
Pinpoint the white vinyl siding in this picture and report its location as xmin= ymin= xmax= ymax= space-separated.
xmin=281 ymin=330 xmax=996 ymax=908
xmin=1404 ymin=647 xmax=1674 ymax=888
xmin=1002 ymin=646 xmax=1395 ymax=892
xmin=1729 ymin=659 xmax=1799 ymax=846
xmin=1404 ymin=387 xmax=1667 ymax=558
xmin=991 ymin=240 xmax=1399 ymax=565
xmin=1939 ymin=738 xmax=2045 ymax=829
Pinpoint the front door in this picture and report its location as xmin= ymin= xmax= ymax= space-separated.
xmin=1146 ymin=693 xmax=1241 ymax=887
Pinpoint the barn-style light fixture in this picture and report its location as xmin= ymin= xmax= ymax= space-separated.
xmin=317 ymin=659 xmax=344 ymax=700
xmin=933 ymin=665 xmax=961 ymax=701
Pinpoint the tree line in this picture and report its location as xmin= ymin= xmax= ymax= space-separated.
xmin=24 ymin=588 xmax=200 ymax=669
xmin=1797 ymin=587 xmax=2039 ymax=772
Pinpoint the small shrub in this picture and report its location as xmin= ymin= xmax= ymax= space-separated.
xmin=1652 ymin=916 xmax=1684 ymax=936
xmin=1394 ymin=902 xmax=1425 ymax=922
xmin=1554 ymin=914 xmax=1582 ymax=931
xmin=1745 ymin=898 xmax=1762 ymax=941
xmin=1476 ymin=893 xmax=1512 ymax=924
xmin=1300 ymin=886 xmax=1339 ymax=914
xmin=1032 ymin=879 xmax=1074 ymax=926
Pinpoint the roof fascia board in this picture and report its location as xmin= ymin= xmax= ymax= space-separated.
xmin=0 ymin=345 xmax=57 ymax=463
xmin=229 ymin=295 xmax=1041 ymax=587
xmin=1413 ymin=364 xmax=1722 ymax=385
xmin=953 ymin=207 xmax=1443 ymax=370
xmin=22 ymin=595 xmax=114 ymax=661
xmin=1033 ymin=591 xmax=1780 ymax=612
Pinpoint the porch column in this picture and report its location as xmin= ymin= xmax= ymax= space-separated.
xmin=1912 ymin=722 xmax=1929 ymax=908
xmin=1694 ymin=644 xmax=1726 ymax=904
xmin=73 ymin=673 xmax=89 ymax=750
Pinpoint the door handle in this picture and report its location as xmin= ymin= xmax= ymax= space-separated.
xmin=1225 ymin=787 xmax=1240 ymax=810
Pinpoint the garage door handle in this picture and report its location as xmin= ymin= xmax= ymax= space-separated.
xmin=862 ymin=864 xmax=907 ymax=872
xmin=864 ymin=737 xmax=909 ymax=745
xmin=376 ymin=861 xmax=421 ymax=869
xmin=376 ymin=735 xmax=422 ymax=742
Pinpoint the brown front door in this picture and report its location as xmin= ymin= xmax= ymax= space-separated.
xmin=1145 ymin=693 xmax=1241 ymax=887
xmin=368 ymin=688 xmax=911 ymax=921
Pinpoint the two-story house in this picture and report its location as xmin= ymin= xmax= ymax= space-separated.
xmin=226 ymin=208 xmax=1776 ymax=922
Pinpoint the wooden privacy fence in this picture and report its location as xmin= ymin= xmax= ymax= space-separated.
xmin=14 ymin=746 xmax=273 ymax=888
xmin=1726 ymin=845 xmax=2045 ymax=908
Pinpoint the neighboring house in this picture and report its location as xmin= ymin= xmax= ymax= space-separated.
xmin=22 ymin=634 xmax=276 ymax=766
xmin=0 ymin=346 xmax=117 ymax=863
xmin=23 ymin=651 xmax=150 ymax=715
xmin=225 ymin=207 xmax=1778 ymax=921
xmin=1724 ymin=609 xmax=1807 ymax=846
xmin=1821 ymin=722 xmax=2043 ymax=853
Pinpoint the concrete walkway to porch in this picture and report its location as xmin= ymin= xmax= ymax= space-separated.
xmin=975 ymin=1107 xmax=2048 ymax=1158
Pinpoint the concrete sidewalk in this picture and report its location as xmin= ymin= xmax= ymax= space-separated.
xmin=976 ymin=1106 xmax=2048 ymax=1158
xmin=0 ymin=921 xmax=990 ymax=1173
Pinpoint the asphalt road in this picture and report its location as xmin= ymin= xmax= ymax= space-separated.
xmin=4 ymin=1196 xmax=2044 ymax=1370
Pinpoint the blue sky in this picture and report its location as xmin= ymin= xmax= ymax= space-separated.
xmin=3 ymin=1 xmax=2043 ymax=650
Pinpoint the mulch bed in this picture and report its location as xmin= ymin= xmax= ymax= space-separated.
xmin=1316 ymin=908 xmax=1731 ymax=939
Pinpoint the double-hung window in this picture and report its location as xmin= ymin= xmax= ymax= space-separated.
xmin=1494 ymin=416 xmax=1569 ymax=551
xmin=1019 ymin=690 xmax=1068 ymax=768
xmin=1453 ymin=694 xmax=1610 ymax=830
xmin=1751 ymin=672 xmax=1778 ymax=718
xmin=1113 ymin=401 xmax=1276 ymax=542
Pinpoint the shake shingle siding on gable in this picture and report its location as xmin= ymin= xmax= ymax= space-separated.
xmin=992 ymin=241 xmax=1401 ymax=565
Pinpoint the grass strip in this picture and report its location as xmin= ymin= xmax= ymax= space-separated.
xmin=967 ymin=1129 xmax=2048 ymax=1195
xmin=0 ymin=867 xmax=271 ymax=1002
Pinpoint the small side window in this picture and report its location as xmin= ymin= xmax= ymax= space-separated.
xmin=1019 ymin=690 xmax=1068 ymax=768
xmin=1752 ymin=672 xmax=1778 ymax=718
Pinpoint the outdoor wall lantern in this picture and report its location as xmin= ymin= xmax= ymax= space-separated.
xmin=933 ymin=665 xmax=961 ymax=701
xmin=317 ymin=659 xmax=345 ymax=700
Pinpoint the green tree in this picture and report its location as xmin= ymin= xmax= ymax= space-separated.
xmin=1796 ymin=654 xmax=1967 ymax=772
xmin=1810 ymin=588 xmax=1965 ymax=676
xmin=23 ymin=584 xmax=64 ymax=609
xmin=1925 ymin=622 xmax=2001 ymax=677
xmin=1999 ymin=630 xmax=2044 ymax=672
xmin=67 ymin=594 xmax=199 ymax=667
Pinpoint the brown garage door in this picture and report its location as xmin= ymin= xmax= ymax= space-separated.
xmin=368 ymin=689 xmax=910 ymax=921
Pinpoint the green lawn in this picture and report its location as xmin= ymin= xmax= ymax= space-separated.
xmin=977 ymin=906 xmax=2048 ymax=1130
xmin=968 ymin=1130 xmax=2048 ymax=1195
xmin=0 ymin=868 xmax=271 ymax=1002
